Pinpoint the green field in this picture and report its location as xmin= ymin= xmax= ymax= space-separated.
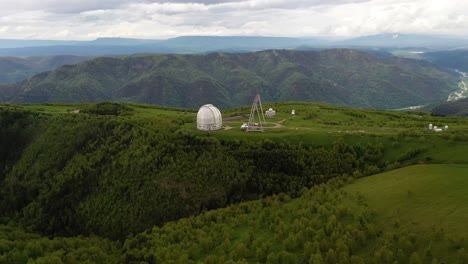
xmin=3 ymin=101 xmax=468 ymax=167
xmin=346 ymin=164 xmax=468 ymax=237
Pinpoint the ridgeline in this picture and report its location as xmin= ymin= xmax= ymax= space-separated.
xmin=0 ymin=49 xmax=458 ymax=109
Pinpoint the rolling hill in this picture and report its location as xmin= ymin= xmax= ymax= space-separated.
xmin=1 ymin=102 xmax=468 ymax=263
xmin=430 ymin=97 xmax=468 ymax=117
xmin=0 ymin=49 xmax=459 ymax=109
xmin=0 ymin=55 xmax=94 ymax=83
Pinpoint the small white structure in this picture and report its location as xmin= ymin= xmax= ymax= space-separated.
xmin=428 ymin=124 xmax=448 ymax=132
xmin=240 ymin=123 xmax=248 ymax=130
xmin=197 ymin=104 xmax=222 ymax=131
xmin=265 ymin=108 xmax=276 ymax=117
xmin=291 ymin=109 xmax=295 ymax=115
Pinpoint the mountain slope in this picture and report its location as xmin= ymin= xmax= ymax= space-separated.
xmin=423 ymin=50 xmax=468 ymax=72
xmin=0 ymin=103 xmax=388 ymax=239
xmin=0 ymin=49 xmax=458 ymax=109
xmin=0 ymin=55 xmax=94 ymax=83
xmin=430 ymin=97 xmax=468 ymax=116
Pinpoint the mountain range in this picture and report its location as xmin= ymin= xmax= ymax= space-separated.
xmin=0 ymin=55 xmax=94 ymax=83
xmin=0 ymin=49 xmax=458 ymax=109
xmin=0 ymin=36 xmax=328 ymax=56
xmin=423 ymin=50 xmax=468 ymax=72
xmin=1 ymin=34 xmax=467 ymax=57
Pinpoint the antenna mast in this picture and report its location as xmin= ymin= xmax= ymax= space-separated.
xmin=247 ymin=94 xmax=266 ymax=132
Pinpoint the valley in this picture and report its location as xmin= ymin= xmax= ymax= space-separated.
xmin=448 ymin=70 xmax=468 ymax=101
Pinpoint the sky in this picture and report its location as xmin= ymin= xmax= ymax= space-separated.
xmin=0 ymin=0 xmax=467 ymax=40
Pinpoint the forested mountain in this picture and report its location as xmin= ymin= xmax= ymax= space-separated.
xmin=1 ymin=102 xmax=468 ymax=263
xmin=0 ymin=49 xmax=458 ymax=109
xmin=431 ymin=97 xmax=468 ymax=117
xmin=423 ymin=50 xmax=468 ymax=72
xmin=0 ymin=104 xmax=384 ymax=240
xmin=0 ymin=55 xmax=94 ymax=83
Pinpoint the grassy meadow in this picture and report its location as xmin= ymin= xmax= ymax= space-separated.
xmin=345 ymin=164 xmax=468 ymax=238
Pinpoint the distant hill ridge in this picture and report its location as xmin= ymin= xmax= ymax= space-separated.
xmin=0 ymin=49 xmax=458 ymax=109
xmin=1 ymin=34 xmax=467 ymax=56
xmin=430 ymin=98 xmax=468 ymax=117
xmin=0 ymin=55 xmax=94 ymax=83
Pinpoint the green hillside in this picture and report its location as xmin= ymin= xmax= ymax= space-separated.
xmin=0 ymin=55 xmax=93 ymax=83
xmin=345 ymin=164 xmax=468 ymax=238
xmin=430 ymin=97 xmax=468 ymax=117
xmin=1 ymin=102 xmax=468 ymax=263
xmin=0 ymin=49 xmax=459 ymax=109
xmin=0 ymin=103 xmax=390 ymax=240
xmin=423 ymin=50 xmax=468 ymax=72
xmin=120 ymin=166 xmax=468 ymax=263
xmin=2 ymin=170 xmax=467 ymax=263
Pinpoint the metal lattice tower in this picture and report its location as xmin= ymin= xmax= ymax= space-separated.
xmin=246 ymin=94 xmax=266 ymax=132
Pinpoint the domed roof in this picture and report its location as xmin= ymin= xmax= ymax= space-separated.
xmin=197 ymin=104 xmax=222 ymax=131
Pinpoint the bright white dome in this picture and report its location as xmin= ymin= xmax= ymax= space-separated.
xmin=197 ymin=104 xmax=222 ymax=131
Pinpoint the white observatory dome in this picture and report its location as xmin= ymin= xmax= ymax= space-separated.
xmin=197 ymin=104 xmax=222 ymax=131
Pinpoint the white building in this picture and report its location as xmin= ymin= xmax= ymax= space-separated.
xmin=265 ymin=108 xmax=276 ymax=117
xmin=197 ymin=104 xmax=222 ymax=131
xmin=291 ymin=109 xmax=295 ymax=115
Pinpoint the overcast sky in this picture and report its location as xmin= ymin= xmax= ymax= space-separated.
xmin=0 ymin=0 xmax=467 ymax=40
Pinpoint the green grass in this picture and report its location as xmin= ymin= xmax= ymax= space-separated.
xmin=0 ymin=102 xmax=197 ymax=120
xmin=2 ymin=102 xmax=468 ymax=262
xmin=345 ymin=164 xmax=468 ymax=239
xmin=5 ymin=101 xmax=468 ymax=166
xmin=0 ymin=103 xmax=83 ymax=113
xmin=121 ymin=164 xmax=468 ymax=262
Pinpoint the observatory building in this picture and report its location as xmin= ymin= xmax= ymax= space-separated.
xmin=265 ymin=108 xmax=276 ymax=117
xmin=197 ymin=104 xmax=222 ymax=131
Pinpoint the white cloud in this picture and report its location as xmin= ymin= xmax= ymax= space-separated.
xmin=0 ymin=0 xmax=467 ymax=39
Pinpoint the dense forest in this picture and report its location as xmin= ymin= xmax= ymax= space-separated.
xmin=0 ymin=49 xmax=458 ymax=109
xmin=1 ymin=102 xmax=467 ymax=263
xmin=0 ymin=104 xmax=389 ymax=240
xmin=431 ymin=97 xmax=468 ymax=117
xmin=1 ymin=179 xmax=466 ymax=263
